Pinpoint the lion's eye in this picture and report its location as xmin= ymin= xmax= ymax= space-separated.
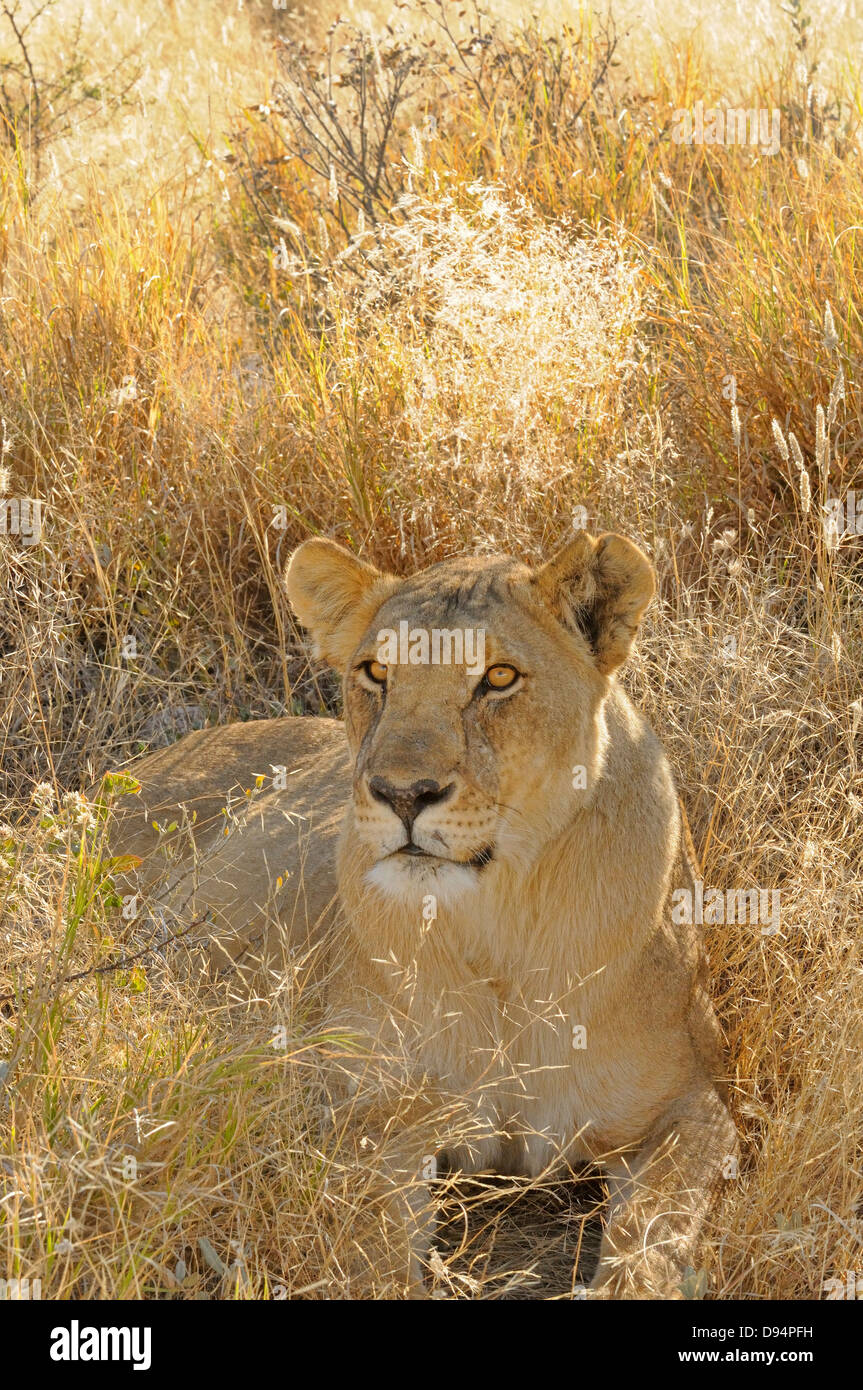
xmin=483 ymin=664 xmax=519 ymax=691
xmin=364 ymin=659 xmax=388 ymax=685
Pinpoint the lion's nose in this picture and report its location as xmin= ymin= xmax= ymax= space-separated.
xmin=367 ymin=776 xmax=454 ymax=832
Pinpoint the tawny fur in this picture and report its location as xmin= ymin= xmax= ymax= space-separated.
xmin=105 ymin=530 xmax=736 ymax=1298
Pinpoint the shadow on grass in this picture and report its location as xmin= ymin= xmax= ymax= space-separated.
xmin=432 ymin=1168 xmax=606 ymax=1300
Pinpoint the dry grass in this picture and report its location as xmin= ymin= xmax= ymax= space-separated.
xmin=0 ymin=0 xmax=861 ymax=1299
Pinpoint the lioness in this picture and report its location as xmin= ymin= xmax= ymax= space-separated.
xmin=107 ymin=529 xmax=736 ymax=1298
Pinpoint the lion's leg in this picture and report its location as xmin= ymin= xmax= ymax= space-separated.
xmin=327 ymin=1076 xmax=460 ymax=1298
xmin=590 ymin=1082 xmax=737 ymax=1299
xmin=381 ymin=1170 xmax=438 ymax=1297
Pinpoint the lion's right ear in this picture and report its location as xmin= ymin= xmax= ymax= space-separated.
xmin=285 ymin=538 xmax=397 ymax=670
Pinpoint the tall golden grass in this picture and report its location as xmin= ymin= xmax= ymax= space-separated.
xmin=0 ymin=0 xmax=861 ymax=1298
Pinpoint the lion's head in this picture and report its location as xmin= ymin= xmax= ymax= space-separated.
xmin=286 ymin=531 xmax=654 ymax=905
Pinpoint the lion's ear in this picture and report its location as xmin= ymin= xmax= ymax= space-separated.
xmin=531 ymin=531 xmax=655 ymax=675
xmin=285 ymin=538 xmax=397 ymax=670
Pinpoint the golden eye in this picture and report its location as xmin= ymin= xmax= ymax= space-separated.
xmin=484 ymin=664 xmax=519 ymax=690
xmin=366 ymin=659 xmax=388 ymax=685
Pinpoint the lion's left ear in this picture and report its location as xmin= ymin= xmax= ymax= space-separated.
xmin=531 ymin=531 xmax=655 ymax=675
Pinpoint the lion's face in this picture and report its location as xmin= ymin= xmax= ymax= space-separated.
xmin=286 ymin=531 xmax=654 ymax=904
xmin=341 ymin=560 xmax=610 ymax=902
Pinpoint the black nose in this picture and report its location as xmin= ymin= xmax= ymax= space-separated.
xmin=368 ymin=776 xmax=454 ymax=832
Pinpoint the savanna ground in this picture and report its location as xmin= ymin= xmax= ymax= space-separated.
xmin=0 ymin=0 xmax=861 ymax=1300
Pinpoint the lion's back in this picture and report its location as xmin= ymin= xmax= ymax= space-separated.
xmin=101 ymin=715 xmax=351 ymax=959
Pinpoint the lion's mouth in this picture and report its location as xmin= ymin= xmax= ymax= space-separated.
xmin=394 ymin=842 xmax=495 ymax=870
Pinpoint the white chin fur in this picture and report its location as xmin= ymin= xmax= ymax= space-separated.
xmin=365 ymin=855 xmax=481 ymax=907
